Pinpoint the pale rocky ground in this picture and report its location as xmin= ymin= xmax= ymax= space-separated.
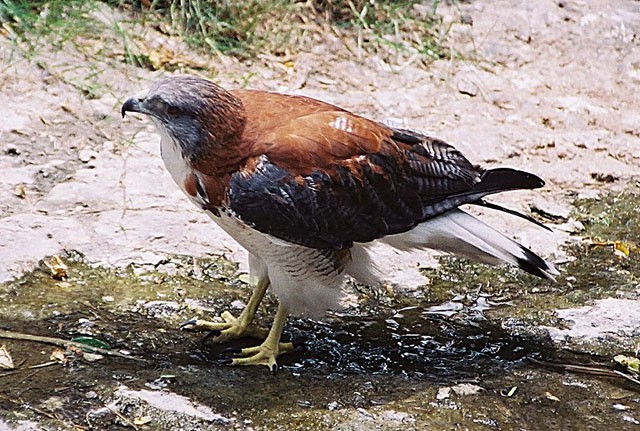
xmin=0 ymin=0 xmax=639 ymax=430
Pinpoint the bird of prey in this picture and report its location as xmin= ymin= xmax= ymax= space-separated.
xmin=122 ymin=76 xmax=557 ymax=370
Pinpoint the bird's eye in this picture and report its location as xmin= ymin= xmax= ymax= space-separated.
xmin=167 ymin=106 xmax=180 ymax=116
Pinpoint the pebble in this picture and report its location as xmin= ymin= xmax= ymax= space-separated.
xmin=79 ymin=149 xmax=98 ymax=165
xmin=457 ymin=78 xmax=478 ymax=97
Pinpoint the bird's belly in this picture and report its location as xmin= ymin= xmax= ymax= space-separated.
xmin=209 ymin=211 xmax=347 ymax=317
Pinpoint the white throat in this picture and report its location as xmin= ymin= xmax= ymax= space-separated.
xmin=154 ymin=121 xmax=191 ymax=191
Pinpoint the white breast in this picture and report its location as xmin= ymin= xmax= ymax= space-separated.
xmin=156 ymin=121 xmax=191 ymax=192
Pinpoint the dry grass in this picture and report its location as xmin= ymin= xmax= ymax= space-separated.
xmin=145 ymin=0 xmax=448 ymax=62
xmin=1 ymin=0 xmax=448 ymax=66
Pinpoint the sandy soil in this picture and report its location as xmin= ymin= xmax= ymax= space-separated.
xmin=1 ymin=0 xmax=638 ymax=286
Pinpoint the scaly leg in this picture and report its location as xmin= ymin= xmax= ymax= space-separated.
xmin=181 ymin=276 xmax=270 ymax=342
xmin=231 ymin=302 xmax=293 ymax=371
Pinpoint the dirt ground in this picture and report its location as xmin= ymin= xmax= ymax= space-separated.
xmin=0 ymin=0 xmax=639 ymax=430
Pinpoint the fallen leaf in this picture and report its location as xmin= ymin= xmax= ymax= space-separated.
xmin=71 ymin=337 xmax=112 ymax=351
xmin=50 ymin=348 xmax=67 ymax=363
xmin=613 ymin=241 xmax=631 ymax=258
xmin=13 ymin=184 xmax=26 ymax=199
xmin=237 ymin=273 xmax=252 ymax=284
xmin=590 ymin=239 xmax=637 ymax=259
xmin=134 ymin=416 xmax=152 ymax=425
xmin=82 ymin=352 xmax=104 ymax=362
xmin=0 ymin=345 xmax=15 ymax=369
xmin=614 ymin=354 xmax=640 ymax=374
xmin=504 ymin=386 xmax=518 ymax=397
xmin=545 ymin=391 xmax=560 ymax=402
xmin=43 ymin=255 xmax=68 ymax=280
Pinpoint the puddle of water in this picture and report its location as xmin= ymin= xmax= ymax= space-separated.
xmin=0 ymin=192 xmax=639 ymax=429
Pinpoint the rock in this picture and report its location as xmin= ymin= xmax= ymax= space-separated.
xmin=114 ymin=386 xmax=231 ymax=424
xmin=460 ymin=13 xmax=473 ymax=25
xmin=451 ymin=383 xmax=484 ymax=396
xmin=3 ymin=144 xmax=20 ymax=156
xmin=457 ymin=78 xmax=478 ymax=97
xmin=436 ymin=387 xmax=451 ymax=400
xmin=78 ymin=149 xmax=98 ymax=164
xmin=545 ymin=299 xmax=640 ymax=351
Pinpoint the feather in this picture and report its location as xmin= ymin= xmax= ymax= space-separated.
xmin=382 ymin=208 xmax=558 ymax=281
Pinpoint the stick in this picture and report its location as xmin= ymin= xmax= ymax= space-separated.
xmin=0 ymin=330 xmax=145 ymax=362
xmin=530 ymin=358 xmax=640 ymax=386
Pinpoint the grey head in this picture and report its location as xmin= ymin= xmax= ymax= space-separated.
xmin=121 ymin=76 xmax=246 ymax=161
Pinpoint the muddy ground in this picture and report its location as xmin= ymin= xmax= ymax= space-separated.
xmin=0 ymin=0 xmax=639 ymax=430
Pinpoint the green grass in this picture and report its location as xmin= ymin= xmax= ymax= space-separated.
xmin=2 ymin=0 xmax=447 ymax=64
xmin=156 ymin=0 xmax=448 ymax=60
xmin=0 ymin=0 xmax=105 ymax=50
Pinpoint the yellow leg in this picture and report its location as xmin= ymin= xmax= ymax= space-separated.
xmin=181 ymin=276 xmax=270 ymax=342
xmin=231 ymin=302 xmax=293 ymax=372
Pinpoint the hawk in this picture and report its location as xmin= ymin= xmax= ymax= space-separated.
xmin=122 ymin=76 xmax=557 ymax=371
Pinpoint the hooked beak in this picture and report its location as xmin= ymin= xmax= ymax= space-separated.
xmin=121 ymin=89 xmax=150 ymax=118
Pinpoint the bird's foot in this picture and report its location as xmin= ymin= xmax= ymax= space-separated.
xmin=181 ymin=310 xmax=269 ymax=343
xmin=227 ymin=340 xmax=294 ymax=372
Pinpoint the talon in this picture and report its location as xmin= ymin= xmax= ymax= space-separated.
xmin=229 ymin=341 xmax=292 ymax=369
xmin=182 ymin=313 xmax=269 ymax=344
xmin=200 ymin=330 xmax=221 ymax=345
xmin=181 ymin=277 xmax=271 ymax=344
xmin=180 ymin=318 xmax=198 ymax=330
xmin=226 ymin=305 xmax=292 ymax=370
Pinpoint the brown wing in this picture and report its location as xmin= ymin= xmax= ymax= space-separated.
xmin=224 ymin=91 xmax=543 ymax=249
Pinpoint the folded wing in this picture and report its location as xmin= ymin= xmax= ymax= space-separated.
xmin=228 ymin=111 xmax=544 ymax=251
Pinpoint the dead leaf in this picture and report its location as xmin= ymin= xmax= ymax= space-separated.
xmin=590 ymin=239 xmax=637 ymax=259
xmin=614 ymin=354 xmax=640 ymax=374
xmin=43 ymin=255 xmax=68 ymax=280
xmin=13 ymin=184 xmax=26 ymax=199
xmin=50 ymin=348 xmax=67 ymax=364
xmin=544 ymin=391 xmax=560 ymax=402
xmin=503 ymin=386 xmax=518 ymax=397
xmin=613 ymin=241 xmax=632 ymax=258
xmin=82 ymin=352 xmax=104 ymax=362
xmin=134 ymin=416 xmax=152 ymax=425
xmin=0 ymin=345 xmax=15 ymax=369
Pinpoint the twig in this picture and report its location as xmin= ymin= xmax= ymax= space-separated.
xmin=614 ymin=370 xmax=640 ymax=386
xmin=530 ymin=358 xmax=640 ymax=387
xmin=0 ymin=330 xmax=145 ymax=362
xmin=29 ymin=361 xmax=59 ymax=369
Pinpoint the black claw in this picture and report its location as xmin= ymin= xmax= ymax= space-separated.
xmin=223 ymin=347 xmax=242 ymax=354
xmin=179 ymin=319 xmax=198 ymax=330
xmin=200 ymin=330 xmax=222 ymax=346
xmin=270 ymin=363 xmax=279 ymax=375
xmin=217 ymin=358 xmax=233 ymax=366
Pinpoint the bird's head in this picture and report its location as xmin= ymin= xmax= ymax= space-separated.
xmin=121 ymin=76 xmax=246 ymax=161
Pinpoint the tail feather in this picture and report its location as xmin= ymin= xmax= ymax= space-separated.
xmin=382 ymin=208 xmax=558 ymax=280
xmin=472 ymin=168 xmax=545 ymax=195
